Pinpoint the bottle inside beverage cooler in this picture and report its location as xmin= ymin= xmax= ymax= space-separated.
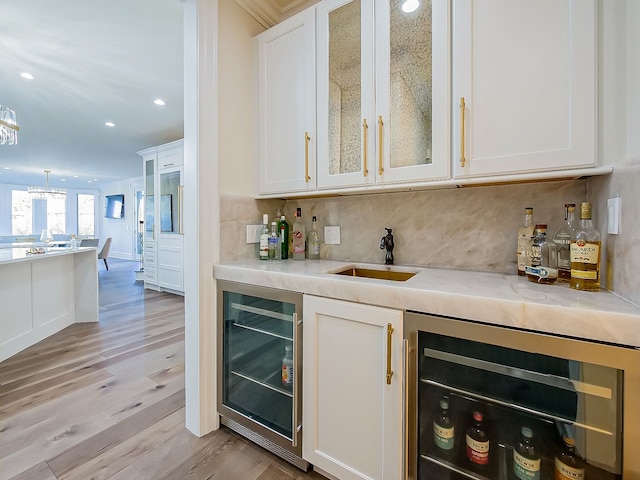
xmin=282 ymin=344 xmax=294 ymax=386
xmin=513 ymin=427 xmax=541 ymax=480
xmin=466 ymin=411 xmax=489 ymax=469
xmin=555 ymin=435 xmax=585 ymax=480
xmin=433 ymin=396 xmax=455 ymax=457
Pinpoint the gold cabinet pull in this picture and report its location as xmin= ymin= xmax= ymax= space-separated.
xmin=378 ymin=115 xmax=384 ymax=175
xmin=362 ymin=118 xmax=369 ymax=177
xmin=459 ymin=97 xmax=466 ymax=167
xmin=304 ymin=132 xmax=311 ymax=183
xmin=386 ymin=323 xmax=394 ymax=385
xmin=178 ymin=185 xmax=184 ymax=235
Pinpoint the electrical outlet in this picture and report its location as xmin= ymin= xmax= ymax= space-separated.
xmin=246 ymin=225 xmax=262 ymax=243
xmin=607 ymin=197 xmax=621 ymax=234
xmin=324 ymin=225 xmax=341 ymax=245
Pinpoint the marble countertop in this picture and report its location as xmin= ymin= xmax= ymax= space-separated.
xmin=0 ymin=246 xmax=96 ymax=266
xmin=214 ymin=259 xmax=640 ymax=349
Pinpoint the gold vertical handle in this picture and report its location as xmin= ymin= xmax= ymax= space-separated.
xmin=362 ymin=118 xmax=369 ymax=177
xmin=178 ymin=185 xmax=184 ymax=235
xmin=378 ymin=115 xmax=384 ymax=176
xmin=304 ymin=132 xmax=311 ymax=183
xmin=386 ymin=323 xmax=394 ymax=385
xmin=459 ymin=97 xmax=466 ymax=167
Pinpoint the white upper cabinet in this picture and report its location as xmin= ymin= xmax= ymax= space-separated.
xmin=316 ymin=0 xmax=450 ymax=189
xmin=258 ymin=8 xmax=316 ymax=195
xmin=452 ymin=0 xmax=597 ymax=178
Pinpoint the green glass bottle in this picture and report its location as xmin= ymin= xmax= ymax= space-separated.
xmin=278 ymin=215 xmax=289 ymax=260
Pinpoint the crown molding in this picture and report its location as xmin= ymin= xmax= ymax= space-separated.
xmin=234 ymin=0 xmax=280 ymax=28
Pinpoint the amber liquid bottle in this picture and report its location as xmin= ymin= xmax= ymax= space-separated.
xmin=466 ymin=411 xmax=489 ymax=469
xmin=570 ymin=202 xmax=601 ymax=291
xmin=555 ymin=435 xmax=585 ymax=480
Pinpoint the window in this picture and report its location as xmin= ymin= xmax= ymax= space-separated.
xmin=78 ymin=194 xmax=95 ymax=236
xmin=47 ymin=197 xmax=66 ymax=234
xmin=11 ymin=190 xmax=32 ymax=235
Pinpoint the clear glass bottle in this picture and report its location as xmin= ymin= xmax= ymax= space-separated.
xmin=514 ymin=427 xmax=541 ymax=480
xmin=268 ymin=221 xmax=281 ymax=261
xmin=433 ymin=396 xmax=455 ymax=457
xmin=526 ymin=224 xmax=558 ymax=284
xmin=278 ymin=215 xmax=289 ymax=260
xmin=292 ymin=208 xmax=306 ymax=261
xmin=281 ymin=344 xmax=294 ymax=386
xmin=70 ymin=235 xmax=78 ymax=250
xmin=466 ymin=411 xmax=490 ymax=469
xmin=307 ymin=215 xmax=321 ymax=260
xmin=570 ymin=202 xmax=601 ymax=291
xmin=259 ymin=214 xmax=269 ymax=261
xmin=555 ymin=435 xmax=585 ymax=480
xmin=517 ymin=208 xmax=535 ymax=276
xmin=553 ymin=204 xmax=577 ymax=281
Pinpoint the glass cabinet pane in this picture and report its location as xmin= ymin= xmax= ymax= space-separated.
xmin=144 ymin=159 xmax=154 ymax=240
xmin=222 ymin=291 xmax=296 ymax=439
xmin=388 ymin=0 xmax=432 ymax=168
xmin=328 ymin=0 xmax=362 ymax=176
xmin=418 ymin=331 xmax=622 ymax=480
xmin=159 ymin=169 xmax=180 ymax=235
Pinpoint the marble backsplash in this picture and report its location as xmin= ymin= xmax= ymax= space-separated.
xmin=219 ymin=174 xmax=637 ymax=305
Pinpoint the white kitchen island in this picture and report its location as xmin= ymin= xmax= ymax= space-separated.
xmin=0 ymin=247 xmax=99 ymax=362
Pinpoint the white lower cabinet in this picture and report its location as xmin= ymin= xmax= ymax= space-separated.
xmin=302 ymin=295 xmax=403 ymax=480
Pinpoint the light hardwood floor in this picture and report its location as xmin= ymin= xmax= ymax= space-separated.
xmin=0 ymin=259 xmax=327 ymax=480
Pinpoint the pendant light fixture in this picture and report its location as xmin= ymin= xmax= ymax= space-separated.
xmin=28 ymin=170 xmax=67 ymax=200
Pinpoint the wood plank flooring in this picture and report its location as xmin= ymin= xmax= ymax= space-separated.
xmin=0 ymin=259 xmax=327 ymax=480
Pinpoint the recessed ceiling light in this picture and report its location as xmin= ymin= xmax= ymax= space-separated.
xmin=88 ymin=180 xmax=93 ymax=183
xmin=93 ymin=178 xmax=98 ymax=182
xmin=61 ymin=178 xmax=66 ymax=182
xmin=3 ymin=167 xmax=10 ymax=170
xmin=105 ymin=122 xmax=115 ymax=127
xmin=401 ymin=0 xmax=419 ymax=13
xmin=73 ymin=175 xmax=79 ymax=178
xmin=21 ymin=72 xmax=34 ymax=80
xmin=154 ymin=99 xmax=166 ymax=106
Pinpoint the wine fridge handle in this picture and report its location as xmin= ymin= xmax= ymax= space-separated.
xmin=402 ymin=339 xmax=409 ymax=480
xmin=292 ymin=313 xmax=302 ymax=448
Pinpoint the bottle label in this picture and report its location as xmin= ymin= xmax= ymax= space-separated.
xmin=526 ymin=266 xmax=558 ymax=279
xmin=292 ymin=230 xmax=304 ymax=253
xmin=517 ymin=228 xmax=533 ymax=271
xmin=433 ymin=423 xmax=454 ymax=450
xmin=570 ymin=241 xmax=599 ymax=264
xmin=555 ymin=458 xmax=584 ymax=480
xmin=259 ymin=234 xmax=269 ymax=258
xmin=514 ymin=451 xmax=540 ymax=480
xmin=282 ymin=363 xmax=293 ymax=385
xmin=466 ymin=435 xmax=489 ymax=464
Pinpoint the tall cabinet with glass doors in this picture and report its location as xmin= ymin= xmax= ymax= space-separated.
xmin=138 ymin=139 xmax=184 ymax=294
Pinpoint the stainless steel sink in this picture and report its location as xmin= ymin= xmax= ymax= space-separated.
xmin=331 ymin=266 xmax=417 ymax=282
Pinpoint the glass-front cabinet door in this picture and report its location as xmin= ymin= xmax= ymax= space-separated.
xmin=158 ymin=167 xmax=183 ymax=236
xmin=144 ymin=157 xmax=155 ymax=241
xmin=217 ymin=281 xmax=303 ymax=460
xmin=316 ymin=0 xmax=449 ymax=190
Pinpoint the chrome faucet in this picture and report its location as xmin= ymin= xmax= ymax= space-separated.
xmin=380 ymin=227 xmax=394 ymax=265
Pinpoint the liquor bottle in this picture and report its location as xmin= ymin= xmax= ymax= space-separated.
xmin=555 ymin=435 xmax=585 ymax=480
xmin=526 ymin=224 xmax=558 ymax=284
xmin=268 ymin=221 xmax=281 ymax=261
xmin=292 ymin=208 xmax=306 ymax=261
xmin=513 ymin=427 xmax=541 ymax=480
xmin=570 ymin=202 xmax=601 ymax=291
xmin=517 ymin=208 xmax=535 ymax=276
xmin=282 ymin=344 xmax=294 ymax=386
xmin=259 ymin=214 xmax=269 ymax=261
xmin=433 ymin=396 xmax=455 ymax=457
xmin=552 ymin=204 xmax=577 ymax=281
xmin=307 ymin=216 xmax=321 ymax=260
xmin=466 ymin=411 xmax=490 ymax=469
xmin=278 ymin=215 xmax=289 ymax=260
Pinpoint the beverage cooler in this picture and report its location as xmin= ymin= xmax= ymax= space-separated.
xmin=216 ymin=281 xmax=306 ymax=470
xmin=404 ymin=312 xmax=640 ymax=480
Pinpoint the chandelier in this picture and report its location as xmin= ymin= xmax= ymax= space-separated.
xmin=0 ymin=105 xmax=19 ymax=145
xmin=28 ymin=170 xmax=67 ymax=200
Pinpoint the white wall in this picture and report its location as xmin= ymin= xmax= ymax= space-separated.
xmin=627 ymin=0 xmax=640 ymax=161
xmin=99 ymin=177 xmax=143 ymax=260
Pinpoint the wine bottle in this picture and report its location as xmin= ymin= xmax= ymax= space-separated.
xmin=278 ymin=215 xmax=289 ymax=260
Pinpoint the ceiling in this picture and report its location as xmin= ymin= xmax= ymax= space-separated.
xmin=0 ymin=0 xmax=184 ymax=190
xmin=0 ymin=0 xmax=317 ymax=191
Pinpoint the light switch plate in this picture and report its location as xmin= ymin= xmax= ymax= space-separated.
xmin=324 ymin=226 xmax=341 ymax=245
xmin=607 ymin=197 xmax=621 ymax=234
xmin=246 ymin=225 xmax=262 ymax=243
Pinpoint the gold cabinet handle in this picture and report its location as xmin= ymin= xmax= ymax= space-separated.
xmin=459 ymin=97 xmax=466 ymax=167
xmin=386 ymin=323 xmax=394 ymax=385
xmin=304 ymin=132 xmax=311 ymax=183
xmin=378 ymin=115 xmax=384 ymax=176
xmin=362 ymin=118 xmax=369 ymax=177
xmin=178 ymin=185 xmax=184 ymax=235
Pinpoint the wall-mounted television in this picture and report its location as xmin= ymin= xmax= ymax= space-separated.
xmin=105 ymin=194 xmax=125 ymax=219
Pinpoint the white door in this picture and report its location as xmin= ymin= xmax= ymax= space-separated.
xmin=453 ymin=0 xmax=597 ymax=178
xmin=303 ymin=295 xmax=403 ymax=480
xmin=258 ymin=8 xmax=316 ymax=194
